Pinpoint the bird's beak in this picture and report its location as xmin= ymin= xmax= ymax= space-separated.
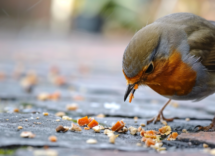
xmin=124 ymin=84 xmax=136 ymax=101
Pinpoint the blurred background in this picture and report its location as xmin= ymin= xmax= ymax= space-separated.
xmin=0 ymin=0 xmax=215 ymax=118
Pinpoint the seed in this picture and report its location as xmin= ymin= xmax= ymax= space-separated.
xmin=43 ymin=112 xmax=49 ymax=116
xmin=86 ymin=139 xmax=97 ymax=144
xmin=17 ymin=126 xmax=23 ymax=130
xmin=49 ymin=136 xmax=57 ymax=142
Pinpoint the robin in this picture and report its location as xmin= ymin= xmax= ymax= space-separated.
xmin=122 ymin=12 xmax=215 ymax=130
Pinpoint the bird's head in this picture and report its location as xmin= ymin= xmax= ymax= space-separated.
xmin=122 ymin=24 xmax=166 ymax=102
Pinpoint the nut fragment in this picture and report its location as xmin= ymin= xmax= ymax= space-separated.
xmin=20 ymin=131 xmax=35 ymax=138
xmin=56 ymin=125 xmax=67 ymax=132
xmin=55 ymin=112 xmax=65 ymax=117
xmin=86 ymin=139 xmax=97 ymax=144
xmin=203 ymin=143 xmax=209 ymax=148
xmin=96 ymin=114 xmax=105 ymax=118
xmin=185 ymin=118 xmax=190 ymax=122
xmin=182 ymin=129 xmax=187 ymax=133
xmin=71 ymin=123 xmax=82 ymax=131
xmin=14 ymin=108 xmax=19 ymax=113
xmin=92 ymin=126 xmax=101 ymax=133
xmin=138 ymin=126 xmax=142 ymax=132
xmin=49 ymin=136 xmax=57 ymax=142
xmin=62 ymin=116 xmax=72 ymax=121
xmin=140 ymin=123 xmax=145 ymax=127
xmin=43 ymin=112 xmax=49 ymax=116
xmin=17 ymin=126 xmax=23 ymax=130
xmin=128 ymin=126 xmax=138 ymax=135
xmin=66 ymin=103 xmax=78 ymax=111
xmin=109 ymin=134 xmax=117 ymax=144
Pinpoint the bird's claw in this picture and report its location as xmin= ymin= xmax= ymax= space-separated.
xmin=147 ymin=111 xmax=174 ymax=125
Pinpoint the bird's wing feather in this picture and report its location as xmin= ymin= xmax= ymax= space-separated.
xmin=185 ymin=20 xmax=215 ymax=71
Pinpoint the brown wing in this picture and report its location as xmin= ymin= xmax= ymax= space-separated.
xmin=185 ymin=20 xmax=215 ymax=71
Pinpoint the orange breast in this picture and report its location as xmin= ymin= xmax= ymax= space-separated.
xmin=146 ymin=51 xmax=196 ymax=96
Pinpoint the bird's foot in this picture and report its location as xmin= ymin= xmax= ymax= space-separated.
xmin=196 ymin=123 xmax=215 ymax=131
xmin=147 ymin=111 xmax=174 ymax=125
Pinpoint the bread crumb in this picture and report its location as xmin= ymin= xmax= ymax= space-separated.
xmin=92 ymin=126 xmax=101 ymax=133
xmin=56 ymin=119 xmax=60 ymax=122
xmin=138 ymin=126 xmax=142 ymax=132
xmin=182 ymin=129 xmax=187 ymax=133
xmin=20 ymin=131 xmax=35 ymax=138
xmin=109 ymin=134 xmax=117 ymax=144
xmin=136 ymin=143 xmax=142 ymax=146
xmin=96 ymin=114 xmax=105 ymax=118
xmin=14 ymin=108 xmax=19 ymax=113
xmin=36 ymin=117 xmax=39 ymax=119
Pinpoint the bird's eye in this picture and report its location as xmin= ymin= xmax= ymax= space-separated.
xmin=145 ymin=63 xmax=154 ymax=74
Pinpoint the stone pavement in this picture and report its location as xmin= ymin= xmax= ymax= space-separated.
xmin=0 ymin=30 xmax=215 ymax=155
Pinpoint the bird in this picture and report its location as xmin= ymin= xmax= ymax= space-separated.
xmin=122 ymin=12 xmax=215 ymax=131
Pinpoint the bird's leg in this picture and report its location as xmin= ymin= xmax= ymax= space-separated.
xmin=196 ymin=115 xmax=215 ymax=131
xmin=147 ymin=99 xmax=174 ymax=124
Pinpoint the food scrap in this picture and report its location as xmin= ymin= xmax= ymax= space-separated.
xmin=66 ymin=103 xmax=78 ymax=111
xmin=159 ymin=126 xmax=171 ymax=135
xmin=167 ymin=132 xmax=178 ymax=141
xmin=88 ymin=119 xmax=99 ymax=128
xmin=111 ymin=120 xmax=125 ymax=131
xmin=55 ymin=112 xmax=65 ymax=117
xmin=43 ymin=112 xmax=49 ymax=116
xmin=56 ymin=125 xmax=67 ymax=132
xmin=17 ymin=126 xmax=23 ymax=130
xmin=128 ymin=126 xmax=138 ymax=135
xmin=20 ymin=131 xmax=35 ymax=138
xmin=77 ymin=116 xmax=90 ymax=126
xmin=86 ymin=139 xmax=97 ymax=144
xmin=92 ymin=126 xmax=101 ymax=133
xmin=48 ymin=136 xmax=57 ymax=142
xmin=71 ymin=123 xmax=82 ymax=132
xmin=62 ymin=116 xmax=72 ymax=121
xmin=14 ymin=108 xmax=19 ymax=113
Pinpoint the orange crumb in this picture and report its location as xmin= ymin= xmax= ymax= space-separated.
xmin=141 ymin=137 xmax=147 ymax=142
xmin=138 ymin=126 xmax=142 ymax=132
xmin=144 ymin=130 xmax=156 ymax=139
xmin=129 ymin=93 xmax=134 ymax=103
xmin=140 ymin=129 xmax=145 ymax=137
xmin=84 ymin=127 xmax=90 ymax=130
xmin=111 ymin=120 xmax=125 ymax=131
xmin=88 ymin=119 xmax=99 ymax=128
xmin=167 ymin=132 xmax=178 ymax=140
xmin=159 ymin=126 xmax=171 ymax=135
xmin=49 ymin=92 xmax=60 ymax=100
xmin=145 ymin=138 xmax=155 ymax=147
xmin=14 ymin=108 xmax=19 ymax=113
xmin=48 ymin=136 xmax=57 ymax=142
xmin=88 ymin=117 xmax=93 ymax=124
xmin=77 ymin=116 xmax=89 ymax=126
xmin=172 ymin=132 xmax=178 ymax=138
xmin=134 ymin=84 xmax=138 ymax=90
